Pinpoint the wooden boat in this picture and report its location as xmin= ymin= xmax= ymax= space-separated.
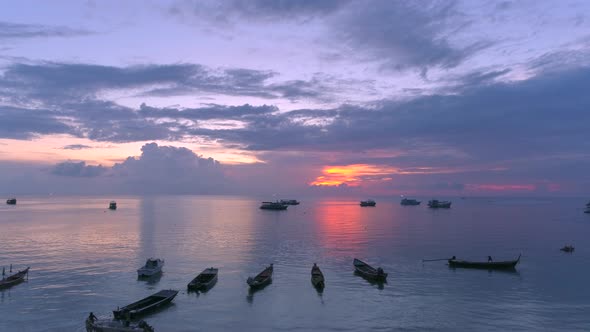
xmin=247 ymin=264 xmax=273 ymax=289
xmin=113 ymin=289 xmax=178 ymax=320
xmin=428 ymin=200 xmax=451 ymax=208
xmin=86 ymin=316 xmax=154 ymax=332
xmin=137 ymin=258 xmax=164 ymax=278
xmin=401 ymin=198 xmax=420 ymax=206
xmin=360 ymin=199 xmax=376 ymax=207
xmin=260 ymin=201 xmax=288 ymax=210
xmin=109 ymin=201 xmax=117 ymax=210
xmin=353 ymin=258 xmax=387 ymax=281
xmin=448 ymin=255 xmax=521 ymax=270
xmin=560 ymin=245 xmax=575 ymax=253
xmin=311 ymin=263 xmax=325 ymax=290
xmin=0 ymin=267 xmax=29 ymax=289
xmin=187 ymin=267 xmax=218 ymax=292
xmin=6 ymin=198 xmax=16 ymax=205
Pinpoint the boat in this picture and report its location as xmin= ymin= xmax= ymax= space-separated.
xmin=0 ymin=266 xmax=29 ymax=289
xmin=400 ymin=198 xmax=421 ymax=206
xmin=279 ymin=199 xmax=300 ymax=205
xmin=137 ymin=258 xmax=164 ymax=278
xmin=560 ymin=245 xmax=575 ymax=253
xmin=360 ymin=199 xmax=376 ymax=207
xmin=428 ymin=200 xmax=451 ymax=208
xmin=6 ymin=198 xmax=16 ymax=205
xmin=353 ymin=258 xmax=387 ymax=281
xmin=187 ymin=267 xmax=218 ymax=292
xmin=109 ymin=201 xmax=117 ymax=210
xmin=260 ymin=201 xmax=288 ymax=210
xmin=86 ymin=315 xmax=154 ymax=332
xmin=113 ymin=289 xmax=178 ymax=320
xmin=311 ymin=263 xmax=325 ymax=290
xmin=448 ymin=254 xmax=521 ymax=270
xmin=247 ymin=264 xmax=273 ymax=289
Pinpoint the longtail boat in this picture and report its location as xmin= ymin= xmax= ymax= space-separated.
xmin=448 ymin=255 xmax=521 ymax=270
xmin=311 ymin=263 xmax=325 ymax=290
xmin=0 ymin=267 xmax=29 ymax=289
xmin=113 ymin=290 xmax=178 ymax=320
xmin=353 ymin=258 xmax=387 ymax=281
xmin=187 ymin=267 xmax=218 ymax=292
xmin=247 ymin=264 xmax=273 ymax=289
xmin=85 ymin=316 xmax=155 ymax=332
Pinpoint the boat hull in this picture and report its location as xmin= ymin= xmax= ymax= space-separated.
xmin=113 ymin=290 xmax=178 ymax=320
xmin=187 ymin=268 xmax=218 ymax=292
xmin=86 ymin=319 xmax=153 ymax=332
xmin=311 ymin=265 xmax=325 ymax=290
xmin=353 ymin=259 xmax=387 ymax=281
xmin=448 ymin=255 xmax=520 ymax=270
xmin=247 ymin=265 xmax=273 ymax=289
xmin=0 ymin=267 xmax=29 ymax=289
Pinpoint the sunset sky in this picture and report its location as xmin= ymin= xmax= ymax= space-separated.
xmin=1 ymin=0 xmax=590 ymax=196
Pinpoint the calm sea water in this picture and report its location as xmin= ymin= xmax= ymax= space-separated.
xmin=1 ymin=196 xmax=590 ymax=331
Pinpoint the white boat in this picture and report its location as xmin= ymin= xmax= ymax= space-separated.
xmin=137 ymin=258 xmax=164 ymax=278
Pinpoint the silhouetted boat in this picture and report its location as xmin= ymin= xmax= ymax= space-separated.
xmin=560 ymin=245 xmax=575 ymax=253
xmin=448 ymin=255 xmax=521 ymax=269
xmin=401 ymin=198 xmax=420 ymax=206
xmin=279 ymin=199 xmax=300 ymax=205
xmin=6 ymin=198 xmax=16 ymax=205
xmin=360 ymin=199 xmax=376 ymax=207
xmin=260 ymin=201 xmax=288 ymax=210
xmin=247 ymin=264 xmax=273 ymax=289
xmin=137 ymin=258 xmax=164 ymax=278
xmin=187 ymin=267 xmax=218 ymax=292
xmin=428 ymin=200 xmax=451 ymax=208
xmin=86 ymin=316 xmax=154 ymax=332
xmin=353 ymin=258 xmax=387 ymax=281
xmin=0 ymin=266 xmax=29 ymax=289
xmin=113 ymin=289 xmax=178 ymax=320
xmin=109 ymin=201 xmax=117 ymax=210
xmin=311 ymin=263 xmax=325 ymax=290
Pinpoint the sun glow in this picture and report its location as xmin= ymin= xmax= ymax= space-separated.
xmin=310 ymin=164 xmax=399 ymax=187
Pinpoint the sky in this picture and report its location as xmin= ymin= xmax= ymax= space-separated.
xmin=1 ymin=0 xmax=590 ymax=197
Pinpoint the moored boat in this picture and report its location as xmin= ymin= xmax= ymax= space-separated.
xmin=260 ymin=201 xmax=288 ymax=210
xmin=6 ymin=198 xmax=16 ymax=205
xmin=448 ymin=255 xmax=521 ymax=270
xmin=86 ymin=315 xmax=154 ymax=332
xmin=109 ymin=201 xmax=117 ymax=210
xmin=0 ymin=266 xmax=29 ymax=289
xmin=428 ymin=199 xmax=451 ymax=208
xmin=360 ymin=199 xmax=376 ymax=207
xmin=187 ymin=267 xmax=218 ymax=292
xmin=400 ymin=198 xmax=420 ymax=206
xmin=137 ymin=258 xmax=164 ymax=278
xmin=247 ymin=264 xmax=273 ymax=289
xmin=311 ymin=263 xmax=325 ymax=290
xmin=279 ymin=199 xmax=300 ymax=205
xmin=560 ymin=245 xmax=575 ymax=253
xmin=113 ymin=289 xmax=178 ymax=320
xmin=353 ymin=258 xmax=387 ymax=281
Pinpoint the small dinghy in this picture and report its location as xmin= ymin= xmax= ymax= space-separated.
xmin=187 ymin=267 xmax=218 ymax=292
xmin=448 ymin=255 xmax=521 ymax=270
xmin=353 ymin=258 xmax=387 ymax=281
xmin=137 ymin=258 xmax=164 ymax=278
xmin=0 ymin=266 xmax=29 ymax=289
xmin=113 ymin=290 xmax=178 ymax=320
xmin=247 ymin=264 xmax=273 ymax=289
xmin=86 ymin=314 xmax=154 ymax=332
xmin=6 ymin=198 xmax=16 ymax=205
xmin=109 ymin=201 xmax=117 ymax=210
xmin=311 ymin=263 xmax=325 ymax=290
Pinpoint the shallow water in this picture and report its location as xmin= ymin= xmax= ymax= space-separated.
xmin=1 ymin=196 xmax=589 ymax=331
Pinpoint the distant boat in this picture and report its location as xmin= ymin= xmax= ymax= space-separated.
xmin=113 ymin=289 xmax=178 ymax=320
xmin=311 ymin=263 xmax=325 ymax=290
xmin=400 ymin=198 xmax=420 ymax=206
xmin=360 ymin=199 xmax=376 ymax=207
xmin=6 ymin=198 xmax=16 ymax=205
xmin=247 ymin=264 xmax=273 ymax=289
xmin=448 ymin=255 xmax=521 ymax=270
xmin=560 ymin=245 xmax=575 ymax=253
xmin=260 ymin=201 xmax=288 ymax=210
xmin=86 ymin=316 xmax=154 ymax=332
xmin=585 ymin=201 xmax=590 ymax=213
xmin=279 ymin=199 xmax=300 ymax=205
xmin=187 ymin=267 xmax=218 ymax=292
xmin=428 ymin=200 xmax=451 ymax=208
xmin=137 ymin=258 xmax=164 ymax=278
xmin=353 ymin=258 xmax=387 ymax=281
xmin=0 ymin=266 xmax=29 ymax=289
xmin=109 ymin=201 xmax=117 ymax=210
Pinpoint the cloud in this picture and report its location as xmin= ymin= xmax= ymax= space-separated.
xmin=61 ymin=144 xmax=92 ymax=150
xmin=0 ymin=21 xmax=92 ymax=40
xmin=51 ymin=161 xmax=107 ymax=177
xmin=0 ymin=105 xmax=74 ymax=139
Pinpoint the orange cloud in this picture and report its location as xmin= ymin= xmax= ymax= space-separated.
xmin=309 ymin=164 xmax=399 ymax=187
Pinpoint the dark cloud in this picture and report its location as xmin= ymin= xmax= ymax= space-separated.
xmin=0 ymin=105 xmax=74 ymax=139
xmin=0 ymin=21 xmax=92 ymax=40
xmin=52 ymin=161 xmax=107 ymax=177
xmin=61 ymin=144 xmax=92 ymax=150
